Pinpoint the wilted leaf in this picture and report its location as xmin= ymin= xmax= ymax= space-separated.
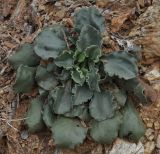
xmin=57 ymin=70 xmax=70 ymax=81
xmin=72 ymin=84 xmax=93 ymax=105
xmin=51 ymin=117 xmax=87 ymax=149
xmin=74 ymin=7 xmax=106 ymax=33
xmin=86 ymin=65 xmax=100 ymax=92
xmin=8 ymin=43 xmax=40 ymax=69
xmin=134 ymin=83 xmax=148 ymax=105
xmin=77 ymin=25 xmax=102 ymax=51
xmin=90 ymin=112 xmax=122 ymax=144
xmin=34 ymin=25 xmax=68 ymax=59
xmin=119 ymin=100 xmax=145 ymax=141
xmin=102 ymin=51 xmax=138 ymax=80
xmin=25 ymin=97 xmax=44 ymax=132
xmin=13 ymin=65 xmax=36 ymax=93
xmin=119 ymin=78 xmax=148 ymax=105
xmin=89 ymin=91 xmax=115 ymax=121
xmin=79 ymin=107 xmax=91 ymax=121
xmin=51 ymin=81 xmax=73 ymax=114
xmin=113 ymin=89 xmax=127 ymax=107
xmin=55 ymin=50 xmax=73 ymax=69
xmin=35 ymin=65 xmax=58 ymax=91
xmin=43 ymin=103 xmax=55 ymax=128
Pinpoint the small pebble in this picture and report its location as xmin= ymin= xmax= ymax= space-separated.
xmin=91 ymin=144 xmax=103 ymax=154
xmin=156 ymin=134 xmax=160 ymax=149
xmin=147 ymin=122 xmax=153 ymax=128
xmin=45 ymin=0 xmax=56 ymax=2
xmin=0 ymin=90 xmax=5 ymax=95
xmin=21 ymin=130 xmax=29 ymax=140
xmin=145 ymin=141 xmax=155 ymax=154
xmin=154 ymin=121 xmax=160 ymax=130
xmin=145 ymin=128 xmax=154 ymax=140
xmin=55 ymin=2 xmax=61 ymax=7
xmin=148 ymin=135 xmax=154 ymax=141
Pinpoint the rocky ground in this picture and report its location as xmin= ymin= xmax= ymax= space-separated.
xmin=0 ymin=0 xmax=160 ymax=154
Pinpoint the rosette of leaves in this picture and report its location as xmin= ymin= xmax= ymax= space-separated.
xmin=9 ymin=6 xmax=148 ymax=149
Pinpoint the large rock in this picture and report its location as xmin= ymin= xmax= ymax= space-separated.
xmin=129 ymin=0 xmax=160 ymax=64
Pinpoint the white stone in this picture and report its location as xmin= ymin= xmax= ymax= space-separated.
xmin=109 ymin=139 xmax=144 ymax=154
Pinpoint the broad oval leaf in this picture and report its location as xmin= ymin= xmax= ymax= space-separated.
xmin=102 ymin=51 xmax=138 ymax=80
xmin=71 ymin=67 xmax=85 ymax=86
xmin=55 ymin=51 xmax=73 ymax=69
xmin=64 ymin=105 xmax=85 ymax=118
xmin=119 ymin=100 xmax=145 ymax=141
xmin=76 ymin=25 xmax=102 ymax=51
xmin=43 ymin=103 xmax=56 ymax=128
xmin=34 ymin=25 xmax=68 ymax=59
xmin=13 ymin=65 xmax=36 ymax=93
xmin=8 ymin=43 xmax=40 ymax=69
xmin=90 ymin=112 xmax=122 ymax=144
xmin=89 ymin=91 xmax=115 ymax=121
xmin=51 ymin=81 xmax=73 ymax=114
xmin=47 ymin=62 xmax=57 ymax=72
xmin=85 ymin=45 xmax=101 ymax=63
xmin=25 ymin=97 xmax=44 ymax=132
xmin=72 ymin=84 xmax=93 ymax=105
xmin=74 ymin=7 xmax=105 ymax=33
xmin=86 ymin=65 xmax=100 ymax=92
xmin=51 ymin=117 xmax=87 ymax=149
xmin=35 ymin=65 xmax=58 ymax=91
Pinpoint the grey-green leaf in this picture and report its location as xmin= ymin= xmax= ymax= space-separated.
xmin=86 ymin=65 xmax=100 ymax=92
xmin=55 ymin=51 xmax=73 ymax=69
xmin=51 ymin=117 xmax=87 ymax=149
xmin=119 ymin=100 xmax=145 ymax=141
xmin=71 ymin=67 xmax=85 ymax=86
xmin=119 ymin=78 xmax=148 ymax=105
xmin=34 ymin=25 xmax=68 ymax=60
xmin=102 ymin=51 xmax=138 ymax=80
xmin=13 ymin=65 xmax=36 ymax=93
xmin=8 ymin=43 xmax=40 ymax=69
xmin=43 ymin=103 xmax=55 ymax=128
xmin=72 ymin=85 xmax=93 ymax=105
xmin=25 ymin=97 xmax=44 ymax=132
xmin=113 ymin=89 xmax=127 ymax=107
xmin=134 ymin=83 xmax=148 ymax=105
xmin=89 ymin=91 xmax=115 ymax=121
xmin=79 ymin=107 xmax=91 ymax=121
xmin=85 ymin=45 xmax=101 ymax=63
xmin=77 ymin=25 xmax=102 ymax=51
xmin=90 ymin=112 xmax=122 ymax=144
xmin=51 ymin=81 xmax=73 ymax=114
xmin=38 ymin=87 xmax=48 ymax=96
xmin=74 ymin=7 xmax=106 ymax=33
xmin=36 ymin=65 xmax=58 ymax=91
xmin=64 ymin=105 xmax=85 ymax=118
